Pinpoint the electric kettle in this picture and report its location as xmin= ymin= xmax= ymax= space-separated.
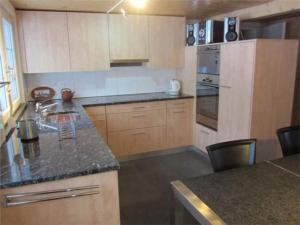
xmin=169 ymin=79 xmax=181 ymax=96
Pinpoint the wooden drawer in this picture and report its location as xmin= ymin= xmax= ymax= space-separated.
xmin=194 ymin=124 xmax=217 ymax=153
xmin=107 ymin=109 xmax=166 ymax=132
xmin=106 ymin=101 xmax=166 ymax=114
xmin=167 ymin=99 xmax=192 ymax=109
xmin=85 ymin=106 xmax=106 ymax=115
xmin=108 ymin=126 xmax=166 ymax=156
xmin=1 ymin=171 xmax=120 ymax=225
xmin=167 ymin=107 xmax=192 ymax=148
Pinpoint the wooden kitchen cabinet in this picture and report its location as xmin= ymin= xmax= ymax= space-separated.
xmin=148 ymin=16 xmax=185 ymax=69
xmin=17 ymin=11 xmax=70 ymax=73
xmin=0 ymin=171 xmax=120 ymax=225
xmin=108 ymin=126 xmax=166 ymax=156
xmin=167 ymin=99 xmax=193 ymax=148
xmin=67 ymin=12 xmax=110 ymax=71
xmin=217 ymin=39 xmax=298 ymax=162
xmin=194 ymin=124 xmax=217 ymax=153
xmin=85 ymin=106 xmax=107 ymax=142
xmin=108 ymin=14 xmax=149 ymax=61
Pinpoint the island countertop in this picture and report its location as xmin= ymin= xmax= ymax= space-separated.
xmin=0 ymin=92 xmax=193 ymax=189
xmin=172 ymin=154 xmax=300 ymax=225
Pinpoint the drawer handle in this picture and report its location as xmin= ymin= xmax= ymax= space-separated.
xmin=173 ymin=103 xmax=185 ymax=105
xmin=133 ymin=106 xmax=145 ymax=110
xmin=132 ymin=114 xmax=145 ymax=118
xmin=3 ymin=185 xmax=99 ymax=207
xmin=173 ymin=111 xmax=185 ymax=114
xmin=220 ymin=85 xmax=231 ymax=89
xmin=131 ymin=132 xmax=146 ymax=135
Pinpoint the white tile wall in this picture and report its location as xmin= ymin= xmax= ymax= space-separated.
xmin=25 ymin=66 xmax=177 ymax=100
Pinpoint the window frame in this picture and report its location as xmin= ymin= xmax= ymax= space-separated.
xmin=0 ymin=6 xmax=23 ymax=123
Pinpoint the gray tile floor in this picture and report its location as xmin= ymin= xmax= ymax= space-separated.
xmin=118 ymin=148 xmax=213 ymax=225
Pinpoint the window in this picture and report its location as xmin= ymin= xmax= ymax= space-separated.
xmin=0 ymin=12 xmax=22 ymax=123
xmin=3 ymin=18 xmax=19 ymax=102
xmin=0 ymin=54 xmax=8 ymax=112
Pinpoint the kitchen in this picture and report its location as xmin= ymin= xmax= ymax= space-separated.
xmin=0 ymin=0 xmax=299 ymax=225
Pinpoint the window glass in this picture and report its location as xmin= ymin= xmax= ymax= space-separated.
xmin=0 ymin=54 xmax=7 ymax=112
xmin=3 ymin=18 xmax=19 ymax=101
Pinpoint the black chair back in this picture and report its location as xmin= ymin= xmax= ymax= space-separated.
xmin=206 ymin=139 xmax=256 ymax=172
xmin=277 ymin=126 xmax=300 ymax=157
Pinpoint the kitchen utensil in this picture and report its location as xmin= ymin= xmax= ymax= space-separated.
xmin=17 ymin=119 xmax=39 ymax=141
xmin=169 ymin=79 xmax=181 ymax=96
xmin=61 ymin=88 xmax=75 ymax=102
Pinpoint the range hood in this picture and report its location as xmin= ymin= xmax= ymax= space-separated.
xmin=110 ymin=59 xmax=149 ymax=67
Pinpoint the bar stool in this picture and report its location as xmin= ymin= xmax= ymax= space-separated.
xmin=277 ymin=126 xmax=300 ymax=157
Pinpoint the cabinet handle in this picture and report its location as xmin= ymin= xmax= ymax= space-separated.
xmin=131 ymin=132 xmax=146 ymax=135
xmin=173 ymin=111 xmax=185 ymax=114
xmin=132 ymin=114 xmax=145 ymax=118
xmin=173 ymin=103 xmax=185 ymax=105
xmin=3 ymin=185 xmax=99 ymax=207
xmin=133 ymin=106 xmax=145 ymax=110
xmin=220 ymin=85 xmax=231 ymax=89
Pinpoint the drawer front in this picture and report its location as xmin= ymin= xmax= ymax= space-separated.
xmin=167 ymin=99 xmax=192 ymax=109
xmin=85 ymin=106 xmax=106 ymax=115
xmin=106 ymin=101 xmax=166 ymax=114
xmin=107 ymin=109 xmax=166 ymax=132
xmin=167 ymin=107 xmax=192 ymax=148
xmin=108 ymin=126 xmax=166 ymax=156
xmin=195 ymin=124 xmax=217 ymax=152
xmin=1 ymin=171 xmax=120 ymax=225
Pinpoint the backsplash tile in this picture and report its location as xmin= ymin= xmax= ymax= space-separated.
xmin=25 ymin=67 xmax=176 ymax=100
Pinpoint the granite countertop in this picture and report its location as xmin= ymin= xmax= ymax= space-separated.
xmin=74 ymin=92 xmax=193 ymax=107
xmin=0 ymin=92 xmax=193 ymax=189
xmin=181 ymin=157 xmax=300 ymax=225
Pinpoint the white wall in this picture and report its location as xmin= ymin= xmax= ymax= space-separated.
xmin=24 ymin=66 xmax=176 ymax=100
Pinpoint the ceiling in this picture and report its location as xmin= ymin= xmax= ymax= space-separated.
xmin=10 ymin=0 xmax=272 ymax=19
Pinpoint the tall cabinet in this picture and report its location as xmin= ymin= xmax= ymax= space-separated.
xmin=218 ymin=39 xmax=298 ymax=162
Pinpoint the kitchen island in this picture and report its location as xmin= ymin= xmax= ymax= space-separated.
xmin=172 ymin=154 xmax=300 ymax=225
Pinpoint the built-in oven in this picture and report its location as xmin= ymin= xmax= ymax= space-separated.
xmin=196 ymin=44 xmax=220 ymax=130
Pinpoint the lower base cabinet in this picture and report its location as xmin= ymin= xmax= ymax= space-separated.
xmin=0 ymin=171 xmax=120 ymax=225
xmin=108 ymin=126 xmax=166 ymax=156
xmin=194 ymin=124 xmax=217 ymax=153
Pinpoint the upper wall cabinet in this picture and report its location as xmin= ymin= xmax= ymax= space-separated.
xmin=17 ymin=11 xmax=70 ymax=73
xmin=108 ymin=14 xmax=149 ymax=62
xmin=148 ymin=16 xmax=185 ymax=69
xmin=67 ymin=13 xmax=110 ymax=71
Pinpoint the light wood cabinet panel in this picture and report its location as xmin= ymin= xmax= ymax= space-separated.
xmin=106 ymin=101 xmax=166 ymax=114
xmin=148 ymin=16 xmax=185 ymax=69
xmin=194 ymin=124 xmax=217 ymax=153
xmin=217 ymin=41 xmax=255 ymax=142
xmin=107 ymin=109 xmax=166 ymax=132
xmin=67 ymin=12 xmax=110 ymax=71
xmin=108 ymin=126 xmax=166 ymax=156
xmin=108 ymin=14 xmax=149 ymax=61
xmin=85 ymin=106 xmax=107 ymax=142
xmin=167 ymin=101 xmax=192 ymax=148
xmin=18 ymin=11 xmax=70 ymax=73
xmin=1 ymin=171 xmax=120 ymax=225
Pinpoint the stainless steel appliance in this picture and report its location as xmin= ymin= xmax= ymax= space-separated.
xmin=196 ymin=44 xmax=220 ymax=130
xmin=17 ymin=119 xmax=39 ymax=141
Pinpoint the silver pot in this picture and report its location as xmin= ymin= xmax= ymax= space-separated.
xmin=18 ymin=119 xmax=39 ymax=141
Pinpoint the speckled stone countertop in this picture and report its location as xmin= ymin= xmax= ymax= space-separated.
xmin=181 ymin=156 xmax=300 ymax=225
xmin=0 ymin=92 xmax=193 ymax=189
xmin=74 ymin=92 xmax=193 ymax=107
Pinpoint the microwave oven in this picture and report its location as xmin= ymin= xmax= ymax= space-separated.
xmin=197 ymin=44 xmax=220 ymax=75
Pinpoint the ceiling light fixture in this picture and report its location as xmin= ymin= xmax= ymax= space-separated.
xmin=129 ymin=0 xmax=147 ymax=9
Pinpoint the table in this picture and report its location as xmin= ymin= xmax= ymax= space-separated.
xmin=171 ymin=154 xmax=300 ymax=225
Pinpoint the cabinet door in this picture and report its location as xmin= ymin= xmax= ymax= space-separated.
xmin=67 ymin=13 xmax=110 ymax=71
xmin=167 ymin=101 xmax=192 ymax=148
xmin=1 ymin=172 xmax=120 ymax=225
xmin=217 ymin=42 xmax=256 ymax=142
xmin=148 ymin=16 xmax=185 ymax=69
xmin=194 ymin=124 xmax=217 ymax=153
xmin=108 ymin=14 xmax=149 ymax=61
xmin=18 ymin=11 xmax=70 ymax=73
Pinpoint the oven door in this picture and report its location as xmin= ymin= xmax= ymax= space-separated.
xmin=197 ymin=48 xmax=220 ymax=75
xmin=196 ymin=83 xmax=219 ymax=130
